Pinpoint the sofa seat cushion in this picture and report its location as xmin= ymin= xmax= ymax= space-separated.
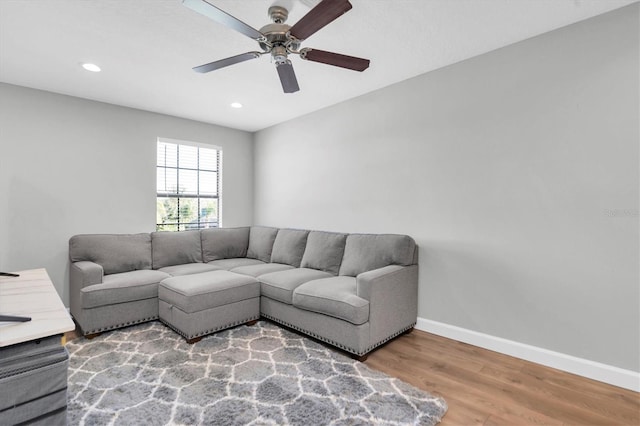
xmin=259 ymin=268 xmax=333 ymax=305
xmin=231 ymin=263 xmax=294 ymax=278
xmin=208 ymin=258 xmax=265 ymax=270
xmin=158 ymin=263 xmax=221 ymax=277
xmin=159 ymin=271 xmax=259 ymax=313
xmin=292 ymin=277 xmax=370 ymax=325
xmin=82 ymin=270 xmax=170 ymax=309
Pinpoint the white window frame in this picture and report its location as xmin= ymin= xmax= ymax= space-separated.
xmin=156 ymin=137 xmax=222 ymax=231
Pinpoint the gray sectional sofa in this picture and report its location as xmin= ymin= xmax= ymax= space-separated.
xmin=69 ymin=226 xmax=418 ymax=357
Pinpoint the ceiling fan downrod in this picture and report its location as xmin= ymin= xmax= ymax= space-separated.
xmin=268 ymin=6 xmax=288 ymax=24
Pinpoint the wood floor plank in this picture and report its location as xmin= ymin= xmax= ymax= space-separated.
xmin=365 ymin=330 xmax=640 ymax=425
xmin=516 ymin=364 xmax=640 ymax=425
xmin=481 ymin=364 xmax=609 ymax=420
xmin=368 ymin=339 xmax=564 ymax=425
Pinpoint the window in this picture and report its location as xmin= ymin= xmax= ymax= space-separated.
xmin=156 ymin=139 xmax=220 ymax=231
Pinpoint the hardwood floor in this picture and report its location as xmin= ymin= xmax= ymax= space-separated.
xmin=365 ymin=329 xmax=640 ymax=426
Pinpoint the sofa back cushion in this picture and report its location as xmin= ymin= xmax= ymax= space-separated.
xmin=201 ymin=227 xmax=250 ymax=262
xmin=69 ymin=233 xmax=151 ymax=275
xmin=300 ymin=231 xmax=347 ymax=275
xmin=151 ymin=230 xmax=202 ymax=269
xmin=246 ymin=226 xmax=279 ymax=263
xmin=270 ymin=229 xmax=309 ymax=267
xmin=339 ymin=234 xmax=417 ymax=276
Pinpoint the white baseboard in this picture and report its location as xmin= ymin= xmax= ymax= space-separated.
xmin=416 ymin=317 xmax=639 ymax=392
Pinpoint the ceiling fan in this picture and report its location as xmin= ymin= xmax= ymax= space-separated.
xmin=182 ymin=0 xmax=370 ymax=93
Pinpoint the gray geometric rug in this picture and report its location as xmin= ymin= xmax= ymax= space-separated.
xmin=66 ymin=321 xmax=447 ymax=425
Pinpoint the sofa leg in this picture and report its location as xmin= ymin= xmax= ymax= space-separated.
xmin=85 ymin=332 xmax=101 ymax=340
xmin=403 ymin=327 xmax=415 ymax=335
xmin=353 ymin=353 xmax=368 ymax=362
xmin=245 ymin=320 xmax=258 ymax=326
xmin=186 ymin=336 xmax=202 ymax=344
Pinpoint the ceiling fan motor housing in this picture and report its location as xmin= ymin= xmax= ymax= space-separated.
xmin=258 ymin=25 xmax=301 ymax=53
xmin=258 ymin=6 xmax=301 ymax=53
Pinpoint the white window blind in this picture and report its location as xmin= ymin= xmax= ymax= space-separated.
xmin=156 ymin=140 xmax=220 ymax=231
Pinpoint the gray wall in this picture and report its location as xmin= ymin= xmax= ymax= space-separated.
xmin=0 ymin=83 xmax=254 ymax=305
xmin=254 ymin=5 xmax=639 ymax=371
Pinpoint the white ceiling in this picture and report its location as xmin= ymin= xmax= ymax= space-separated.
xmin=0 ymin=0 xmax=636 ymax=132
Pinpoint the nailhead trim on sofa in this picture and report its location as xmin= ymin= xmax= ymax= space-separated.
xmin=363 ymin=322 xmax=416 ymax=354
xmin=84 ymin=315 xmax=159 ymax=336
xmin=261 ymin=313 xmax=414 ymax=356
xmin=159 ymin=315 xmax=260 ymax=340
xmin=261 ymin=313 xmax=362 ymax=354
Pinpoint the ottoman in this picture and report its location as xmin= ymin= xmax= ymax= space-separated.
xmin=158 ymin=270 xmax=260 ymax=343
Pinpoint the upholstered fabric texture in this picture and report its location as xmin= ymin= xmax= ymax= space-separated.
xmin=160 ymin=270 xmax=259 ymax=313
xmin=82 ymin=270 xmax=169 ymax=309
xmin=157 ymin=263 xmax=221 ymax=277
xmin=207 ymin=258 xmax=265 ymax=270
xmin=159 ymin=298 xmax=260 ymax=340
xmin=293 ymin=276 xmax=370 ymax=325
xmin=151 ymin=231 xmax=203 ymax=269
xmin=270 ymin=229 xmax=310 ymax=267
xmin=357 ymin=265 xmax=419 ymax=351
xmin=69 ymin=233 xmax=152 ymax=275
xmin=71 ymin=261 xmax=103 ymax=286
xmin=339 ymin=234 xmax=417 ymax=277
xmin=300 ymin=231 xmax=348 ymax=275
xmin=231 ymin=263 xmax=294 ymax=278
xmin=259 ymin=268 xmax=333 ymax=305
xmin=78 ymin=299 xmax=159 ymax=336
xmin=246 ymin=226 xmax=279 ymax=262
xmin=201 ymin=227 xmax=250 ymax=262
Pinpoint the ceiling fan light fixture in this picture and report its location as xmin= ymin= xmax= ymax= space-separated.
xmin=81 ymin=63 xmax=101 ymax=72
xmin=271 ymin=45 xmax=289 ymax=64
xmin=230 ymin=102 xmax=243 ymax=108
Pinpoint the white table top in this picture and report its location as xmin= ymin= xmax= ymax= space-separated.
xmin=0 ymin=268 xmax=75 ymax=347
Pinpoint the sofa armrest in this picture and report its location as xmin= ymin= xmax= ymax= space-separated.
xmin=356 ymin=264 xmax=419 ymax=350
xmin=69 ymin=261 xmax=103 ymax=322
xmin=71 ymin=261 xmax=103 ymax=286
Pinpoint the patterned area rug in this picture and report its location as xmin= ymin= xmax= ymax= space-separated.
xmin=66 ymin=321 xmax=447 ymax=425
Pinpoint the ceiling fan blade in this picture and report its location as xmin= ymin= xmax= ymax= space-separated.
xmin=182 ymin=0 xmax=265 ymax=41
xmin=276 ymin=61 xmax=300 ymax=93
xmin=289 ymin=0 xmax=352 ymax=41
xmin=193 ymin=52 xmax=261 ymax=73
xmin=300 ymin=48 xmax=369 ymax=71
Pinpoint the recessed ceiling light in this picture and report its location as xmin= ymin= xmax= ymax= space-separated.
xmin=230 ymin=102 xmax=243 ymax=109
xmin=82 ymin=63 xmax=101 ymax=72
